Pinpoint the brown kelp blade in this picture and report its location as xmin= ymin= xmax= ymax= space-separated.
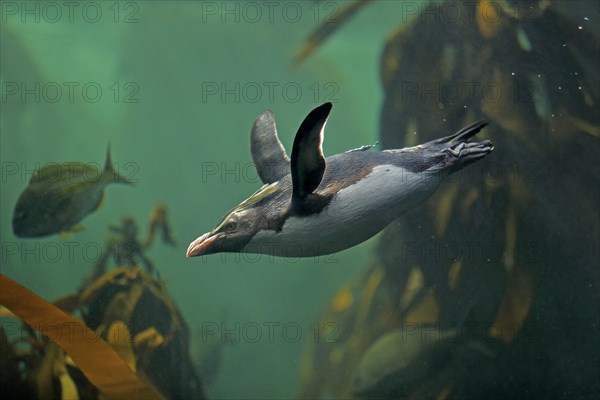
xmin=292 ymin=0 xmax=372 ymax=66
xmin=0 ymin=274 xmax=165 ymax=400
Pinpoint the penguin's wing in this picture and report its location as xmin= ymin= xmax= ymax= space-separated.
xmin=250 ymin=110 xmax=291 ymax=184
xmin=291 ymin=102 xmax=332 ymax=200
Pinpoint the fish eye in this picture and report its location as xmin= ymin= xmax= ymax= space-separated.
xmin=224 ymin=221 xmax=237 ymax=232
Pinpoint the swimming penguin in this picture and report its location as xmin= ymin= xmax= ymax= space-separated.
xmin=187 ymin=103 xmax=493 ymax=258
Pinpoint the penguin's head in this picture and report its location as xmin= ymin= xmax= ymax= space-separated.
xmin=186 ymin=208 xmax=257 ymax=257
xmin=186 ymin=182 xmax=282 ymax=257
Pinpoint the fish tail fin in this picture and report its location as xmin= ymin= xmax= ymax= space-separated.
xmin=104 ymin=144 xmax=135 ymax=185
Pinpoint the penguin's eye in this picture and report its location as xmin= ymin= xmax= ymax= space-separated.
xmin=224 ymin=221 xmax=237 ymax=232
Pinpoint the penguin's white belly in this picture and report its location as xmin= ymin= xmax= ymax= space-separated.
xmin=245 ymin=165 xmax=442 ymax=257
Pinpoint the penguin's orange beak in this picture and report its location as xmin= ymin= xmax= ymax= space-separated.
xmin=186 ymin=232 xmax=223 ymax=257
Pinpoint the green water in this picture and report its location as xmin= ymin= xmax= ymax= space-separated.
xmin=1 ymin=2 xmax=401 ymax=398
xmin=2 ymin=1 xmax=599 ymax=399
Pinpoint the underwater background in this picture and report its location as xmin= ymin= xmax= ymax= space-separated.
xmin=1 ymin=1 xmax=599 ymax=399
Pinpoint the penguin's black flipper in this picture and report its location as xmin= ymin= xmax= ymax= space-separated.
xmin=250 ymin=110 xmax=291 ymax=184
xmin=291 ymin=102 xmax=332 ymax=201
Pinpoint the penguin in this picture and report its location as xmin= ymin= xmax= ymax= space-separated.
xmin=187 ymin=103 xmax=493 ymax=258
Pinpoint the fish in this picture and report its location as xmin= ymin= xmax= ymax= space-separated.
xmin=12 ymin=147 xmax=133 ymax=238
